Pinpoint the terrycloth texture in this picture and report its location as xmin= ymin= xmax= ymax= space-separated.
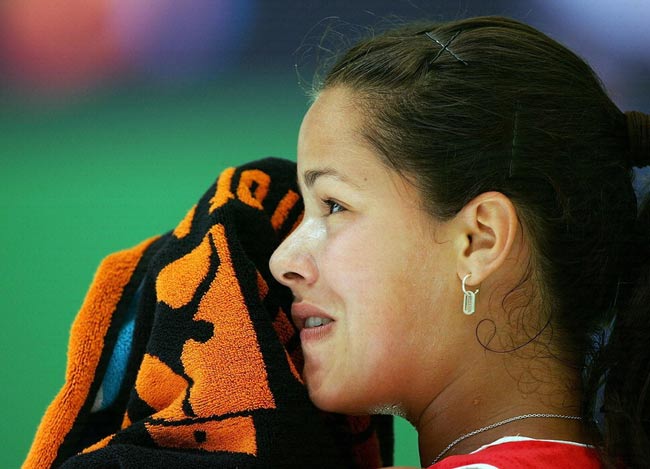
xmin=25 ymin=158 xmax=393 ymax=469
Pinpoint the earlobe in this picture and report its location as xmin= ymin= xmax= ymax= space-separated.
xmin=455 ymin=192 xmax=519 ymax=286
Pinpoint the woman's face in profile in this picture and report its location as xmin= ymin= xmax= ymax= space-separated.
xmin=269 ymin=87 xmax=464 ymax=417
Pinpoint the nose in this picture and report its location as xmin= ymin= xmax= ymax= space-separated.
xmin=269 ymin=223 xmax=318 ymax=289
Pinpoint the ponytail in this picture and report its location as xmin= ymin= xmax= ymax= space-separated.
xmin=597 ymin=110 xmax=650 ymax=467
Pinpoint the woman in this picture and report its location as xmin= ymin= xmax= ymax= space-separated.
xmin=269 ymin=16 xmax=650 ymax=468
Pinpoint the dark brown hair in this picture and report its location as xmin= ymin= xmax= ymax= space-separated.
xmin=318 ymin=16 xmax=650 ymax=466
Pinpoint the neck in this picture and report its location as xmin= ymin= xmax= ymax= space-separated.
xmin=412 ymin=356 xmax=587 ymax=466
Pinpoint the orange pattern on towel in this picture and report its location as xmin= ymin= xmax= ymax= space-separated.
xmin=256 ymin=271 xmax=269 ymax=300
xmin=236 ymin=169 xmax=271 ymax=210
xmin=81 ymin=434 xmax=114 ymax=454
xmin=135 ymin=353 xmax=188 ymax=413
xmin=183 ymin=224 xmax=275 ymax=418
xmin=121 ymin=412 xmax=131 ymax=430
xmin=271 ymin=189 xmax=300 ymax=231
xmin=139 ymin=222 xmax=276 ymax=452
xmin=156 ymin=234 xmax=212 ymax=309
xmin=272 ymin=307 xmax=294 ymax=347
xmin=209 ymin=166 xmax=236 ymax=212
xmin=146 ymin=416 xmax=257 ymax=455
xmin=210 ymin=167 xmax=273 ymax=213
xmin=173 ymin=204 xmax=196 ymax=239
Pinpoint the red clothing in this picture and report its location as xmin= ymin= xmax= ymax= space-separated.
xmin=429 ymin=437 xmax=601 ymax=469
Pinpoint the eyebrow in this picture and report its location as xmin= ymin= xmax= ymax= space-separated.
xmin=301 ymin=167 xmax=361 ymax=190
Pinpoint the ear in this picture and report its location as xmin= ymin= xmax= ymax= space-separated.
xmin=453 ymin=192 xmax=519 ymax=287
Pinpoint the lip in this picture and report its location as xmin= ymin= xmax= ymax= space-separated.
xmin=291 ymin=302 xmax=336 ymax=342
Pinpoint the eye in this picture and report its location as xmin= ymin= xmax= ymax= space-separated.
xmin=323 ymin=199 xmax=345 ymax=215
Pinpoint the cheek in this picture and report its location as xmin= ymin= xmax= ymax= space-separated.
xmin=320 ymin=224 xmax=423 ymax=329
xmin=319 ymin=218 xmax=439 ymax=300
xmin=319 ymin=224 xmax=388 ymax=291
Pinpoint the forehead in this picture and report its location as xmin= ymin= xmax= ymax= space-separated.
xmin=299 ymin=87 xmax=363 ymax=149
xmin=297 ymin=87 xmax=382 ymax=179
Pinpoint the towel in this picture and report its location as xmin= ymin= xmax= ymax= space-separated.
xmin=25 ymin=157 xmax=393 ymax=468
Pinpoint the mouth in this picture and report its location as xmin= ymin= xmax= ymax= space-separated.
xmin=291 ymin=302 xmax=336 ymax=339
xmin=304 ymin=316 xmax=334 ymax=329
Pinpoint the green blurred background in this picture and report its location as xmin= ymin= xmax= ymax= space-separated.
xmin=0 ymin=76 xmax=419 ymax=468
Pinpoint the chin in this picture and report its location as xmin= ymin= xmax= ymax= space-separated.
xmin=306 ymin=384 xmax=352 ymax=413
xmin=306 ymin=385 xmax=340 ymax=412
xmin=307 ymin=384 xmax=402 ymax=417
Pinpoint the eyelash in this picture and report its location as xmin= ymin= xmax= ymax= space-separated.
xmin=322 ymin=198 xmax=345 ymax=215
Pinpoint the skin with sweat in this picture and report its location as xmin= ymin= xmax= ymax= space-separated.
xmin=269 ymin=87 xmax=587 ymax=467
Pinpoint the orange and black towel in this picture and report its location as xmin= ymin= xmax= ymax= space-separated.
xmin=25 ymin=158 xmax=393 ymax=468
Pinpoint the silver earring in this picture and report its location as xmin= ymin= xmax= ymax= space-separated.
xmin=462 ymin=274 xmax=479 ymax=315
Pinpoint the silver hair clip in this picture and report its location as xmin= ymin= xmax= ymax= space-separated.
xmin=423 ymin=30 xmax=468 ymax=66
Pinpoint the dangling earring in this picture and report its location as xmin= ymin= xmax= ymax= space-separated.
xmin=462 ymin=273 xmax=479 ymax=315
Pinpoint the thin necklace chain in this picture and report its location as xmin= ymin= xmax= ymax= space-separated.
xmin=431 ymin=413 xmax=583 ymax=465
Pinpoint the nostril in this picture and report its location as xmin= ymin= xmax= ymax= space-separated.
xmin=282 ymin=271 xmax=304 ymax=281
